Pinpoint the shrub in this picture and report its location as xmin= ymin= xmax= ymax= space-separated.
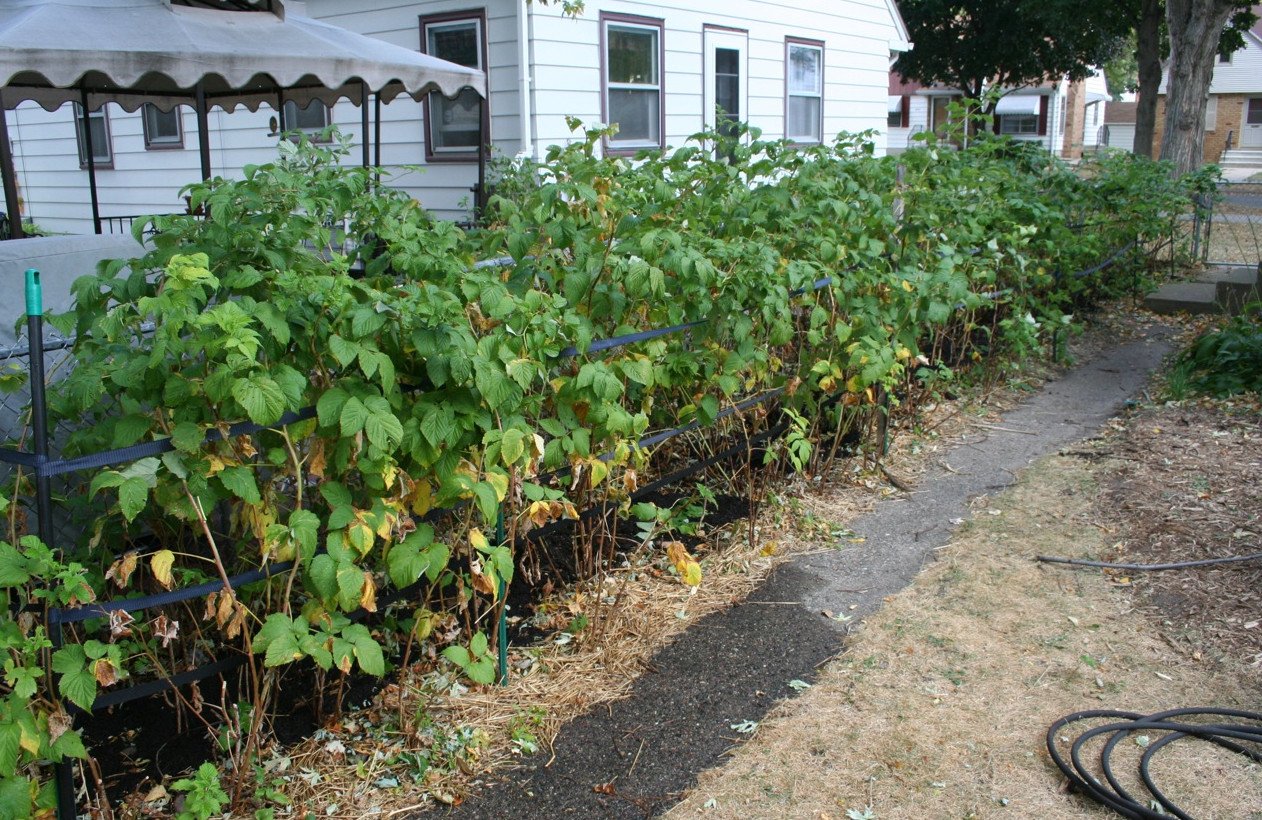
xmin=0 ymin=123 xmax=1197 ymax=811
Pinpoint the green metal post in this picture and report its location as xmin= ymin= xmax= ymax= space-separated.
xmin=28 ymin=269 xmax=76 ymax=820
xmin=495 ymin=506 xmax=509 ymax=686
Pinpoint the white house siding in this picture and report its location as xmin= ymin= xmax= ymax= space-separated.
xmin=9 ymin=0 xmax=906 ymax=234
xmin=1102 ymin=123 xmax=1136 ymax=151
xmin=306 ymin=0 xmax=521 ymax=219
xmin=526 ymin=0 xmax=905 ymax=158
xmin=1160 ymin=32 xmax=1262 ymax=95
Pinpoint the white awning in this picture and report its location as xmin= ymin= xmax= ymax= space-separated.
xmin=994 ymin=95 xmax=1042 ymax=116
xmin=888 ymin=95 xmax=903 ymax=114
xmin=0 ymin=0 xmax=486 ymax=112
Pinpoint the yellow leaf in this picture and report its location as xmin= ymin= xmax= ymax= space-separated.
xmin=345 ymin=521 xmax=375 ymax=556
xmin=528 ymin=501 xmax=553 ymax=527
xmin=588 ymin=458 xmax=610 ymax=487
xmin=680 ymin=559 xmax=702 ymax=587
xmin=204 ymin=455 xmax=227 ymax=477
xmin=375 ymin=509 xmax=397 ymax=541
xmin=382 ymin=462 xmax=398 ymax=490
xmin=665 ymin=541 xmax=702 ymax=586
xmin=413 ymin=608 xmax=437 ymax=641
xmin=18 ymin=721 xmax=41 ymax=755
xmin=149 ymin=550 xmax=176 ymax=590
xmin=359 ymin=571 xmax=377 ymax=613
xmin=760 ymin=541 xmax=778 ymax=557
xmin=410 ymin=479 xmax=433 ymax=517
xmin=469 ymin=528 xmax=490 ymax=552
xmin=901 ymin=279 xmax=914 ymax=292
xmin=485 ymin=471 xmax=509 ymax=503
xmin=846 ymin=375 xmax=863 ymax=393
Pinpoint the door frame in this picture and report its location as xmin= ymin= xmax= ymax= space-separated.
xmin=703 ymin=25 xmax=749 ymax=137
xmin=1242 ymin=97 xmax=1262 ymax=147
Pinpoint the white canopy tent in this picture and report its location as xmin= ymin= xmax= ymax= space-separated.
xmin=0 ymin=0 xmax=488 ymax=237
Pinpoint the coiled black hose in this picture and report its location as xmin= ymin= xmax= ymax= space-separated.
xmin=1046 ymin=707 xmax=1262 ymax=819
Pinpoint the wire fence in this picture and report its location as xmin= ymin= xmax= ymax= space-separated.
xmin=1192 ymin=181 xmax=1262 ymax=268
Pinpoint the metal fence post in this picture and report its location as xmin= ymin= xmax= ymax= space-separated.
xmin=26 ymin=269 xmax=77 ymax=820
xmin=1191 ymin=194 xmax=1202 ymax=262
xmin=495 ymin=505 xmax=508 ymax=686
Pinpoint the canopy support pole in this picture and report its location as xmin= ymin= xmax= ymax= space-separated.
xmin=476 ymin=96 xmax=486 ymax=223
xmin=0 ymin=97 xmax=24 ymax=239
xmin=373 ymin=93 xmax=382 ymax=168
xmin=360 ymin=81 xmax=370 ymax=169
xmin=195 ymin=84 xmax=211 ymax=181
xmin=80 ymin=90 xmax=101 ymax=235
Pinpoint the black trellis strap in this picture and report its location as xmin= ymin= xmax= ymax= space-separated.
xmin=623 ymin=387 xmax=787 ymax=457
xmin=88 ymin=653 xmax=246 ymax=713
xmin=631 ymin=420 xmax=791 ymax=502
xmin=557 ymin=276 xmax=837 ymax=360
xmin=0 ymin=406 xmax=318 ymax=479
xmin=558 ymin=320 xmax=707 ymax=359
xmin=50 ymin=560 xmax=294 ymax=625
xmin=1072 ymin=240 xmax=1139 ymax=280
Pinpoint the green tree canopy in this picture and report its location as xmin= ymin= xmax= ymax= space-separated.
xmin=895 ymin=0 xmax=1134 ymax=107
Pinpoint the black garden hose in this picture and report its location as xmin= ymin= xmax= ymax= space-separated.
xmin=1046 ymin=707 xmax=1262 ymax=819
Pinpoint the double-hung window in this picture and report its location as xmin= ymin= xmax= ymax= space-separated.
xmin=282 ymin=99 xmax=330 ymax=138
xmin=786 ymin=39 xmax=824 ymax=143
xmin=421 ymin=12 xmax=486 ymax=160
xmin=74 ymin=103 xmax=112 ymax=167
xmin=602 ymin=13 xmax=664 ymax=152
xmin=999 ymin=115 xmax=1039 ymax=135
xmin=142 ymin=103 xmax=183 ymax=149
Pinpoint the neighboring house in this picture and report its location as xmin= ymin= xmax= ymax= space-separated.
xmin=885 ymin=72 xmax=1109 ymax=158
xmin=8 ymin=0 xmax=911 ymax=233
xmin=1100 ymin=101 xmax=1138 ymax=153
xmin=1152 ymin=7 xmax=1262 ymax=166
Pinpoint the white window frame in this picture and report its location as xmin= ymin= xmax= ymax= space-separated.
xmin=602 ymin=14 xmax=665 ymax=152
xmin=421 ymin=13 xmax=487 ymax=161
xmin=74 ymin=103 xmax=112 ymax=167
xmin=786 ymin=39 xmax=824 ymax=144
xmin=703 ymin=27 xmax=748 ymax=140
xmin=142 ymin=103 xmax=183 ymax=149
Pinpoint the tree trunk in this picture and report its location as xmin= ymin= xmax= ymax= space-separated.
xmin=1133 ymin=0 xmax=1163 ymax=157
xmin=1160 ymin=0 xmax=1235 ymax=175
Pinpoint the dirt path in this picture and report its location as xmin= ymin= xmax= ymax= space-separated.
xmin=433 ymin=328 xmax=1181 ymax=819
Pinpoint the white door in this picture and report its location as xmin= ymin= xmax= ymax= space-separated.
xmin=1242 ymin=98 xmax=1262 ymax=147
xmin=703 ymin=27 xmax=748 ymax=149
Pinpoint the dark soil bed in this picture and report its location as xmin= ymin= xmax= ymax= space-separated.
xmin=82 ymin=467 xmax=756 ymax=810
xmin=1097 ymin=399 xmax=1262 ymax=671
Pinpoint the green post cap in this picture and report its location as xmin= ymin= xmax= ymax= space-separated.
xmin=24 ymin=269 xmax=41 ymax=317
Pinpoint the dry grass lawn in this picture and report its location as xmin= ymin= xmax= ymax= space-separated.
xmin=668 ymin=407 xmax=1262 ymax=820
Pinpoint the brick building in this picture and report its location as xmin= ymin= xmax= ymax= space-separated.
xmin=1153 ymin=7 xmax=1262 ymax=166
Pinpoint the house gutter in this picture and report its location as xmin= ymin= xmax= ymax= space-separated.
xmin=517 ymin=0 xmax=534 ymax=160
